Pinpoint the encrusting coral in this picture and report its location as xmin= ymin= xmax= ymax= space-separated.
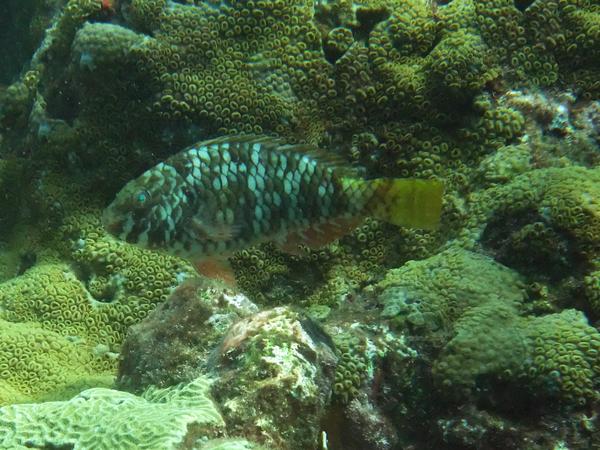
xmin=0 ymin=319 xmax=113 ymax=406
xmin=378 ymin=247 xmax=600 ymax=405
xmin=0 ymin=0 xmax=598 ymax=447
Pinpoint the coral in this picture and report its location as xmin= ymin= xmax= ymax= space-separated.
xmin=477 ymin=143 xmax=532 ymax=183
xmin=67 ymin=215 xmax=195 ymax=316
xmin=0 ymin=375 xmax=227 ymax=449
xmin=378 ymin=247 xmax=600 ymax=405
xmin=125 ymin=0 xmax=330 ymax=136
xmin=230 ymin=225 xmax=394 ymax=307
xmin=323 ymin=26 xmax=355 ymax=62
xmin=377 ymin=247 xmax=525 ymax=338
xmin=584 ymin=269 xmax=600 ymax=315
xmin=522 ymin=309 xmax=600 ymax=404
xmin=435 ymin=307 xmax=600 ymax=404
xmin=72 ymin=22 xmax=147 ymax=72
xmin=0 ymin=319 xmax=113 ymax=406
xmin=525 ymin=0 xmax=600 ymax=96
xmin=332 ymin=332 xmax=371 ymax=403
xmin=211 ymin=307 xmax=337 ymax=450
xmin=432 ymin=299 xmax=528 ymax=396
xmin=426 ymin=30 xmax=499 ymax=95
xmin=230 ymin=244 xmax=292 ymax=302
xmin=330 ymin=322 xmax=417 ymax=406
xmin=465 ymin=166 xmax=600 ymax=278
xmin=0 ymin=251 xmax=191 ymax=351
xmin=0 ymin=198 xmax=194 ymax=403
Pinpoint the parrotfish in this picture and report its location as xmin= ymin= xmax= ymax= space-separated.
xmin=102 ymin=135 xmax=443 ymax=284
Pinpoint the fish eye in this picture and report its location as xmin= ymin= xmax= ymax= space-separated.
xmin=135 ymin=190 xmax=150 ymax=204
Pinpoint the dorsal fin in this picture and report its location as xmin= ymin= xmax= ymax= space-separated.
xmin=195 ymin=134 xmax=360 ymax=178
xmin=198 ymin=134 xmax=283 ymax=148
xmin=278 ymin=143 xmax=361 ymax=178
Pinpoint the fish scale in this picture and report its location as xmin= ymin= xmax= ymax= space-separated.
xmin=103 ymin=135 xmax=443 ymax=269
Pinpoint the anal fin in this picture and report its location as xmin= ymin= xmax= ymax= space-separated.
xmin=194 ymin=256 xmax=237 ymax=287
xmin=276 ymin=216 xmax=363 ymax=254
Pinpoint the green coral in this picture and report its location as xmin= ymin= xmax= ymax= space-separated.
xmin=72 ymin=22 xmax=146 ymax=70
xmin=477 ymin=143 xmax=532 ymax=183
xmin=0 ymin=249 xmax=191 ymax=351
xmin=0 ymin=319 xmax=113 ymax=406
xmin=0 ymin=375 xmax=228 ymax=450
xmin=3 ymin=0 xmax=597 ymax=314
xmin=332 ymin=332 xmax=370 ymax=403
xmin=426 ymin=30 xmax=499 ymax=94
xmin=584 ymin=269 xmax=600 ymax=315
xmin=377 ymin=247 xmax=525 ymax=335
xmin=329 ymin=322 xmax=416 ymax=404
xmin=523 ymin=309 xmax=600 ymax=403
xmin=462 ymin=166 xmax=600 ymax=271
xmin=0 ymin=199 xmax=193 ymax=402
xmin=127 ymin=0 xmax=329 ymax=136
xmin=435 ymin=305 xmax=600 ymax=404
xmin=432 ymin=299 xmax=528 ymax=395
xmin=379 ymin=247 xmax=600 ymax=404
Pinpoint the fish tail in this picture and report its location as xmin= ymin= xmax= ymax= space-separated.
xmin=360 ymin=178 xmax=444 ymax=230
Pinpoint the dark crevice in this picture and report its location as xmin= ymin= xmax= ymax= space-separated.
xmin=514 ymin=0 xmax=535 ymax=12
xmin=352 ymin=7 xmax=390 ymax=43
xmin=0 ymin=0 xmax=56 ymax=84
xmin=481 ymin=210 xmax=588 ymax=283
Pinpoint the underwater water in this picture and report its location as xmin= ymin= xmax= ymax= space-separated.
xmin=0 ymin=0 xmax=599 ymax=449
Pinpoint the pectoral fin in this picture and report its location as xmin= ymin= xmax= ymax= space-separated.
xmin=190 ymin=216 xmax=242 ymax=241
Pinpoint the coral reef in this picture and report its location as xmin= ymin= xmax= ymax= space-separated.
xmin=0 ymin=375 xmax=231 ymax=450
xmin=461 ymin=166 xmax=600 ymax=317
xmin=378 ymin=248 xmax=600 ymax=406
xmin=0 ymin=319 xmax=113 ymax=406
xmin=0 ymin=0 xmax=598 ymax=448
xmin=378 ymin=247 xmax=525 ymax=335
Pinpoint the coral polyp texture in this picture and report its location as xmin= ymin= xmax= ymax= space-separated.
xmin=0 ymin=0 xmax=599 ymax=448
xmin=378 ymin=248 xmax=600 ymax=405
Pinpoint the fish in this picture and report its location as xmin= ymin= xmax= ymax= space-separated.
xmin=102 ymin=135 xmax=444 ymax=284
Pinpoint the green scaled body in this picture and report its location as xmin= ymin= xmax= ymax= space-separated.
xmin=102 ymin=136 xmax=368 ymax=258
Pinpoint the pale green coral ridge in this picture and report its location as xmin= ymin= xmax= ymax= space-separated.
xmin=0 ymin=376 xmax=225 ymax=450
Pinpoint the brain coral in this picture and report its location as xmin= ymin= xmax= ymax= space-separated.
xmin=0 ymin=375 xmax=229 ymax=450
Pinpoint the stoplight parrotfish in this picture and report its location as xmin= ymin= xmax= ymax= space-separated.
xmin=102 ymin=135 xmax=443 ymax=284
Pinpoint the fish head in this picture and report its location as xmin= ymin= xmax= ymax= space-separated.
xmin=102 ymin=162 xmax=192 ymax=251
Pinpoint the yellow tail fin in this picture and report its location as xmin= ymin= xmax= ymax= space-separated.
xmin=367 ymin=178 xmax=444 ymax=230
